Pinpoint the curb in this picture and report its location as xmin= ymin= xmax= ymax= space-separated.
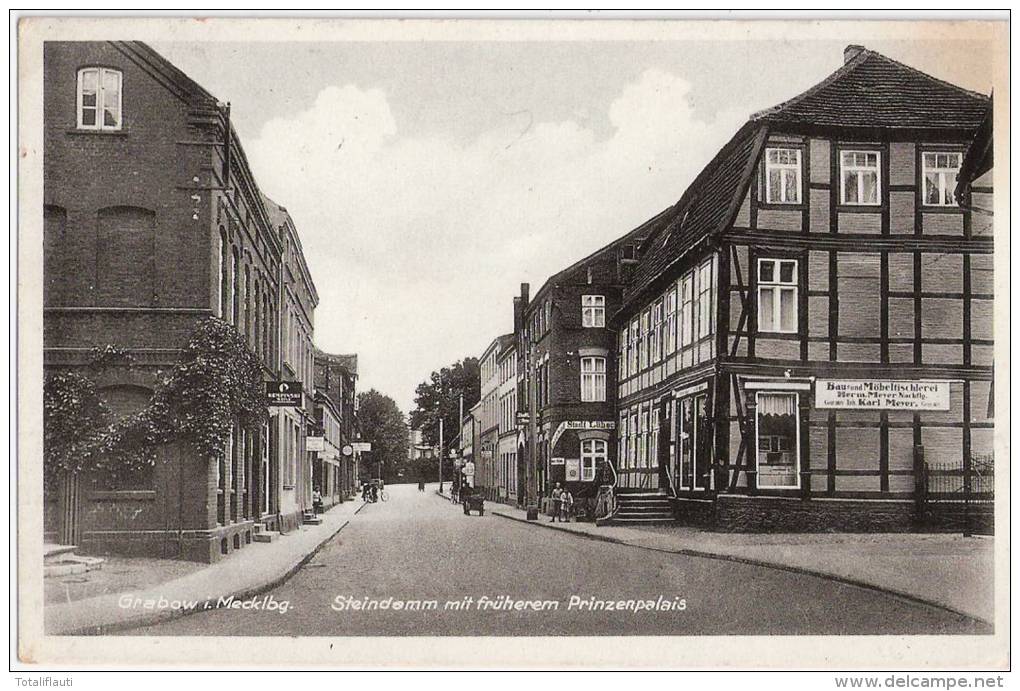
xmin=58 ymin=501 xmax=369 ymax=636
xmin=490 ymin=509 xmax=991 ymax=628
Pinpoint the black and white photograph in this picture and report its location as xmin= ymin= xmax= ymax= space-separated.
xmin=13 ymin=13 xmax=1009 ymax=672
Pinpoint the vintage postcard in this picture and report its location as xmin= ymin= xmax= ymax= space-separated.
xmin=15 ymin=14 xmax=1010 ymax=670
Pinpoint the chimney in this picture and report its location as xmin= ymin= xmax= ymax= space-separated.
xmin=844 ymin=44 xmax=866 ymax=64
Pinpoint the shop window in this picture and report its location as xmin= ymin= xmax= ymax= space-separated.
xmin=580 ymin=356 xmax=606 ymax=402
xmin=582 ymin=295 xmax=605 ymax=327
xmin=77 ymin=67 xmax=122 ymax=130
xmin=580 ymin=439 xmax=606 ymax=482
xmin=757 ymin=258 xmax=798 ymax=333
xmin=922 ymin=152 xmax=962 ymax=207
xmin=840 ymin=150 xmax=881 ymax=206
xmin=755 ymin=392 xmax=800 ymax=489
xmin=765 ymin=147 xmax=802 ymax=204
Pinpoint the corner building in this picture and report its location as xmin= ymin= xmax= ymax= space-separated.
xmin=613 ymin=46 xmax=993 ymax=531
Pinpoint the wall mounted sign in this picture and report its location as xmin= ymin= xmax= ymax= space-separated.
xmin=266 ymin=381 xmax=302 ymax=407
xmin=565 ymin=458 xmax=581 ymax=481
xmin=815 ymin=380 xmax=951 ymax=411
xmin=341 ymin=444 xmax=354 ymax=456
xmin=550 ymin=420 xmax=616 ymax=451
xmin=673 ymin=381 xmax=709 ymax=399
xmin=550 ymin=457 xmax=565 ymax=466
xmin=305 ymin=436 xmax=325 ymax=452
xmin=352 ymin=442 xmax=372 ymax=452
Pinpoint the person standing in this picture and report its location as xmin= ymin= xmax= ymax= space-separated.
xmin=560 ymin=487 xmax=573 ymax=523
xmin=550 ymin=483 xmax=563 ymax=522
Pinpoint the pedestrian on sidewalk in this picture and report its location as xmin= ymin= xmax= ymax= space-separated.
xmin=418 ymin=479 xmax=425 ymax=492
xmin=560 ymin=487 xmax=573 ymax=523
xmin=550 ymin=483 xmax=563 ymax=522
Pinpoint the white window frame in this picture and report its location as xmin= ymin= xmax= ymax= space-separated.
xmin=921 ymin=151 xmax=962 ymax=207
xmin=665 ymin=285 xmax=678 ymax=354
xmin=840 ymin=150 xmax=881 ymax=206
xmin=580 ymin=439 xmax=606 ymax=482
xmin=754 ymin=391 xmax=801 ymax=490
xmin=680 ymin=274 xmax=694 ymax=347
xmin=764 ymin=147 xmax=802 ymax=204
xmin=650 ymin=299 xmax=663 ymax=363
xmin=580 ymin=356 xmax=606 ymax=402
xmin=582 ymin=295 xmax=606 ymax=328
xmin=757 ymin=258 xmax=799 ymax=334
xmin=697 ymin=260 xmax=714 ymax=339
xmin=77 ymin=67 xmax=122 ymax=131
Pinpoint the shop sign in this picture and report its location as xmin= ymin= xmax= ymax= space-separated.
xmin=673 ymin=381 xmax=709 ymax=399
xmin=815 ymin=380 xmax=951 ymax=411
xmin=352 ymin=442 xmax=372 ymax=452
xmin=306 ymin=436 xmax=325 ymax=452
xmin=565 ymin=459 xmax=580 ymax=481
xmin=550 ymin=457 xmax=565 ymax=466
xmin=563 ymin=420 xmax=616 ymax=431
xmin=516 ymin=412 xmax=531 ymax=426
xmin=341 ymin=444 xmax=354 ymax=456
xmin=266 ymin=381 xmax=302 ymax=406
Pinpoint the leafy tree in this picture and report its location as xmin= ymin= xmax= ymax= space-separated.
xmin=356 ymin=389 xmax=409 ymax=483
xmin=409 ymin=357 xmax=480 ymax=479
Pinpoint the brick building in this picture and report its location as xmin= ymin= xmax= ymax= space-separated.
xmin=475 ymin=335 xmax=511 ymax=498
xmin=612 ymin=46 xmax=993 ymax=531
xmin=313 ymin=351 xmax=360 ymax=507
xmin=42 ymin=41 xmax=323 ymax=560
xmin=512 ymin=217 xmax=663 ymax=510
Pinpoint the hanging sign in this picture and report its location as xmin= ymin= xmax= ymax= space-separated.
xmin=266 ymin=381 xmax=302 ymax=407
xmin=815 ymin=380 xmax=951 ymax=411
xmin=305 ymin=436 xmax=325 ymax=452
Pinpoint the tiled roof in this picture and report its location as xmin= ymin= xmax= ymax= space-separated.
xmin=753 ymin=48 xmax=989 ymax=131
xmin=619 ymin=47 xmax=990 ymax=314
xmin=957 ymin=97 xmax=993 ymax=193
xmin=622 ymin=123 xmax=765 ymax=307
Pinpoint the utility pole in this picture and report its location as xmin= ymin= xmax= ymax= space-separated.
xmin=438 ymin=417 xmax=444 ymax=489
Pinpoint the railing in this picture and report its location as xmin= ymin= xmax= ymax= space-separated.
xmin=925 ymin=454 xmax=995 ymax=501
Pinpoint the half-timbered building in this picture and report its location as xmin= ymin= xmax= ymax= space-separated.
xmin=612 ymin=45 xmax=993 ymax=531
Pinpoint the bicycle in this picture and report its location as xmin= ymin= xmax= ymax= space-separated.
xmin=379 ymin=489 xmax=390 ymax=502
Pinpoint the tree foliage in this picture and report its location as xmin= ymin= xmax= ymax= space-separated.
xmin=43 ymin=317 xmax=269 ymax=487
xmin=409 ymin=357 xmax=480 ymax=449
xmin=356 ymin=389 xmax=409 ymax=483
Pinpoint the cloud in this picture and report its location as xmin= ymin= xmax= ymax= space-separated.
xmin=245 ymin=68 xmax=750 ymax=413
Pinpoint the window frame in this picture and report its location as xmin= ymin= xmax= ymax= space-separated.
xmin=921 ymin=151 xmax=963 ymax=208
xmin=580 ymin=356 xmax=607 ymax=403
xmin=581 ymin=294 xmax=606 ymax=328
xmin=580 ymin=439 xmax=606 ymax=482
xmin=839 ymin=149 xmax=882 ymax=206
xmin=756 ymin=258 xmax=799 ymax=334
xmin=763 ymin=147 xmax=802 ymax=205
xmin=76 ymin=67 xmax=123 ymax=131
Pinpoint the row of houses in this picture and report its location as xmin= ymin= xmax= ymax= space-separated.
xmin=464 ymin=45 xmax=995 ymax=532
xmin=43 ymin=41 xmax=362 ymax=562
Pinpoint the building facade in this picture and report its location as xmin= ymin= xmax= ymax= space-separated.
xmin=613 ymin=45 xmax=993 ymax=531
xmin=476 ymin=335 xmax=511 ymax=498
xmin=42 ymin=41 xmax=323 ymax=561
xmin=314 ymin=350 xmax=360 ymax=504
xmin=495 ymin=342 xmax=519 ymax=504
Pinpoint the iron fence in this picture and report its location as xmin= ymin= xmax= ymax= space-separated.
xmin=924 ymin=453 xmax=994 ymax=501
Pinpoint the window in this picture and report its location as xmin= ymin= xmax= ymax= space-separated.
xmin=756 ymin=392 xmax=800 ymax=489
xmin=698 ymin=260 xmax=713 ymax=339
xmin=638 ymin=407 xmax=649 ymax=468
xmin=640 ymin=309 xmax=650 ymax=370
xmin=582 ymin=295 xmax=605 ymax=328
xmin=765 ymin=148 xmax=801 ymax=204
xmin=618 ymin=413 xmax=628 ymax=470
xmin=680 ymin=275 xmax=694 ymax=346
xmin=77 ymin=67 xmax=122 ymax=130
xmin=650 ymin=299 xmax=663 ymax=363
xmin=922 ymin=152 xmax=962 ymax=207
xmin=628 ymin=410 xmax=638 ymax=466
xmin=580 ymin=356 xmax=606 ymax=402
xmin=629 ymin=316 xmax=640 ymax=374
xmin=580 ymin=439 xmax=606 ymax=482
xmin=619 ymin=327 xmax=629 ymax=380
xmin=665 ymin=286 xmax=678 ymax=354
xmin=840 ymin=150 xmax=881 ymax=205
xmin=757 ymin=259 xmax=798 ymax=333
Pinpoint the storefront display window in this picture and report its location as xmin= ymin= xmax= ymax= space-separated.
xmin=756 ymin=392 xmax=800 ymax=489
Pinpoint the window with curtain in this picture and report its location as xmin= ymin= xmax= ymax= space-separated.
xmin=582 ymin=295 xmax=605 ymax=327
xmin=922 ymin=152 xmax=962 ymax=207
xmin=756 ymin=392 xmax=800 ymax=489
xmin=765 ymin=147 xmax=802 ymax=204
xmin=840 ymin=150 xmax=881 ymax=205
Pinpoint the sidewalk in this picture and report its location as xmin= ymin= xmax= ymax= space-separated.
xmin=450 ymin=492 xmax=994 ymax=624
xmin=44 ymin=499 xmax=366 ymax=635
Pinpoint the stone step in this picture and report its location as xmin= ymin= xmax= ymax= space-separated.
xmin=43 ymin=543 xmax=78 ymax=561
xmin=253 ymin=531 xmax=280 ymax=543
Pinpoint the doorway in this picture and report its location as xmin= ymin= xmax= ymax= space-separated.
xmin=675 ymin=392 xmax=711 ymax=491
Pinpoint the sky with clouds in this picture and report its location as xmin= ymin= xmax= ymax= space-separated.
xmin=152 ymin=37 xmax=993 ymax=414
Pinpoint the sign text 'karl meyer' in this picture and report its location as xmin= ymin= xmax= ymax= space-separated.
xmin=815 ymin=380 xmax=951 ymax=411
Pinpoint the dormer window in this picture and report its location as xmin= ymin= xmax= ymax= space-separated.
xmin=765 ymin=148 xmax=801 ymax=204
xmin=77 ymin=67 xmax=122 ymax=130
